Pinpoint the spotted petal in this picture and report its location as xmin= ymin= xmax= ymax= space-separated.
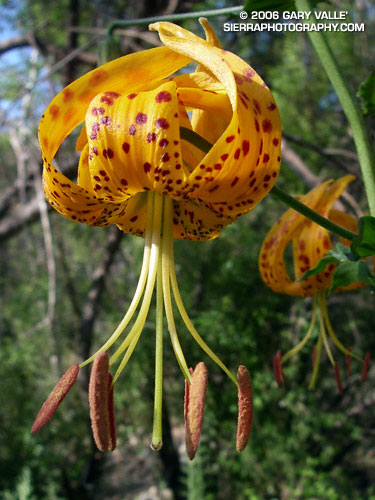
xmin=151 ymin=21 xmax=282 ymax=222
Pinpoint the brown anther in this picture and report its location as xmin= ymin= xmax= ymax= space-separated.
xmin=236 ymin=365 xmax=253 ymax=452
xmin=273 ymin=350 xmax=283 ymax=388
xmin=361 ymin=352 xmax=370 ymax=384
xmin=346 ymin=347 xmax=352 ymax=377
xmin=31 ymin=364 xmax=79 ymax=434
xmin=334 ymin=362 xmax=343 ymax=395
xmin=89 ymin=351 xmax=112 ymax=451
xmin=184 ymin=362 xmax=208 ymax=460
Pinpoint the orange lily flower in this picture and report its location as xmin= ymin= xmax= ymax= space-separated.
xmin=259 ymin=176 xmax=368 ymax=390
xmin=35 ymin=19 xmax=280 ymax=454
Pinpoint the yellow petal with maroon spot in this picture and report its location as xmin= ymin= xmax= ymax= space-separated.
xmin=114 ymin=192 xmax=150 ymax=237
xmin=171 ymin=198 xmax=233 ymax=241
xmin=39 ymin=46 xmax=190 ymax=163
xmin=77 ymin=143 xmax=94 ymax=192
xmin=85 ymin=82 xmax=188 ymax=202
xmin=42 ymin=163 xmax=104 ymax=225
xmin=292 ymin=176 xmax=356 ymax=293
xmin=151 ymin=21 xmax=281 ymax=223
xmin=259 ymin=181 xmax=332 ymax=297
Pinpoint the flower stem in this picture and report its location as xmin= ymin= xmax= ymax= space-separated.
xmin=151 ymin=251 xmax=164 ymax=451
xmin=295 ymin=0 xmax=375 ymax=216
xmin=107 ymin=6 xmax=243 ymax=35
xmin=270 ymin=185 xmax=357 ymax=241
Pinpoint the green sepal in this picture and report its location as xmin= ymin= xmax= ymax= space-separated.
xmin=329 ymin=260 xmax=375 ymax=294
xmin=357 ymin=70 xmax=375 ymax=117
xmin=350 ymin=216 xmax=375 ymax=258
xmin=98 ymin=35 xmax=123 ymax=65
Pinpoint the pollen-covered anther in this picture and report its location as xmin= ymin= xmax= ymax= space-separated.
xmin=334 ymin=362 xmax=344 ymax=395
xmin=31 ymin=364 xmax=80 ymax=434
xmin=89 ymin=351 xmax=114 ymax=451
xmin=236 ymin=365 xmax=253 ymax=452
xmin=184 ymin=362 xmax=208 ymax=460
xmin=361 ymin=352 xmax=370 ymax=384
xmin=272 ymin=349 xmax=284 ymax=388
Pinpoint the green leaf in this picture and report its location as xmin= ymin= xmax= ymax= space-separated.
xmin=298 ymin=243 xmax=356 ymax=281
xmin=357 ymin=70 xmax=375 ymax=117
xmin=350 ymin=216 xmax=375 ymax=258
xmin=329 ymin=261 xmax=375 ymax=294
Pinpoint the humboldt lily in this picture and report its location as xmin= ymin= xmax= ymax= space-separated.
xmin=259 ymin=176 xmax=369 ymax=390
xmin=34 ymin=19 xmax=281 ymax=455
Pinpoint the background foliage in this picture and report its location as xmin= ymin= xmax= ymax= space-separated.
xmin=0 ymin=0 xmax=374 ymax=499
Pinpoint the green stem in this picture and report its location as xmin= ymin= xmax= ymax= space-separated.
xmin=108 ymin=6 xmax=243 ymax=35
xmin=270 ymin=185 xmax=357 ymax=241
xmin=181 ymin=127 xmax=358 ymax=241
xmin=295 ymin=0 xmax=375 ymax=216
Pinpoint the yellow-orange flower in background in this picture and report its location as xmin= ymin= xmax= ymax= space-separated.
xmin=259 ymin=176 xmax=369 ymax=390
xmin=34 ymin=19 xmax=277 ymax=455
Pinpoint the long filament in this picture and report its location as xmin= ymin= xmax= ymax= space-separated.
xmin=162 ymin=197 xmax=191 ymax=382
xmin=282 ymin=297 xmax=318 ymax=363
xmin=79 ymin=194 xmax=154 ymax=368
xmin=110 ymin=193 xmax=163 ymax=382
xmin=169 ymin=244 xmax=238 ymax=388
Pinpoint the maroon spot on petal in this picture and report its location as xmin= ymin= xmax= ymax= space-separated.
xmin=174 ymin=152 xmax=179 ymax=158
xmin=100 ymin=116 xmax=112 ymax=126
xmin=267 ymin=102 xmax=277 ymax=111
xmin=103 ymin=149 xmax=114 ymax=159
xmin=129 ymin=124 xmax=136 ymax=135
xmin=254 ymin=119 xmax=260 ymax=132
xmin=226 ymin=135 xmax=235 ymax=143
xmin=136 ymin=112 xmax=148 ymax=125
xmin=100 ymin=95 xmax=114 ymax=106
xmin=92 ymin=107 xmax=105 ymax=116
xmin=221 ymin=153 xmax=229 ymax=162
xmin=242 ymin=140 xmax=250 ymax=157
xmin=262 ymin=119 xmax=272 ymax=133
xmin=49 ymin=105 xmax=60 ymax=120
xmin=231 ymin=176 xmax=239 ymax=187
xmin=253 ymin=99 xmax=261 ymax=114
xmin=144 ymin=162 xmax=151 ymax=173
xmin=155 ymin=90 xmax=172 ymax=103
xmin=127 ymin=93 xmax=138 ymax=99
xmin=122 ymin=142 xmax=130 ymax=153
xmin=159 ymin=138 xmax=169 ymax=148
xmin=214 ymin=164 xmax=222 ymax=170
xmin=234 ymin=148 xmax=241 ymax=160
xmin=243 ymin=68 xmax=255 ymax=81
xmin=234 ymin=74 xmax=243 ymax=85
xmin=263 ymin=153 xmax=270 ymax=163
xmin=147 ymin=132 xmax=156 ymax=143
xmin=130 ymin=215 xmax=138 ymax=222
xmin=273 ymin=138 xmax=279 ymax=146
xmin=120 ymin=178 xmax=128 ymax=186
xmin=161 ymin=152 xmax=170 ymax=163
xmin=155 ymin=118 xmax=169 ymax=129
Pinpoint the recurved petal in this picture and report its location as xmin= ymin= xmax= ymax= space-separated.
xmin=151 ymin=21 xmax=281 ymax=221
xmin=39 ymin=46 xmax=190 ymax=166
xmin=85 ymin=82 xmax=188 ymax=201
xmin=259 ymin=181 xmax=332 ymax=296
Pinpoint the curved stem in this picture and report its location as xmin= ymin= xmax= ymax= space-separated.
xmin=295 ymin=0 xmax=375 ymax=216
xmin=270 ymin=186 xmax=357 ymax=241
xmin=108 ymin=6 xmax=243 ymax=35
